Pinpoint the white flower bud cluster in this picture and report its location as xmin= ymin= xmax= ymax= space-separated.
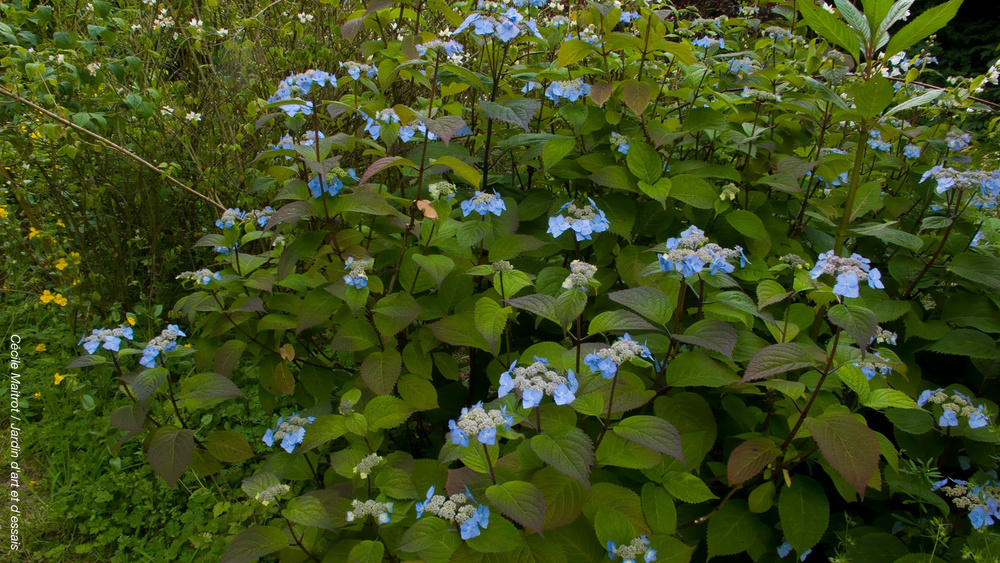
xmin=741 ymin=87 xmax=781 ymax=102
xmin=454 ymin=405 xmax=510 ymax=439
xmin=562 ymin=260 xmax=598 ymax=291
xmin=254 ymin=484 xmax=290 ymax=506
xmin=422 ymin=492 xmax=478 ymax=524
xmin=270 ymin=415 xmax=312 ymax=445
xmin=874 ymin=328 xmax=897 ymax=345
xmin=720 ymin=183 xmax=739 ymax=201
xmin=339 ymin=398 xmax=355 ymax=415
xmin=506 ymin=360 xmax=569 ymax=397
xmin=145 ymin=325 xmax=184 ymax=354
xmin=780 ymin=254 xmax=808 ymax=269
xmin=347 ymin=499 xmax=393 ymax=524
xmin=429 ymin=181 xmax=456 ymax=201
xmin=613 ymin=536 xmax=652 ymax=560
xmin=563 ymin=203 xmax=598 ymax=224
xmin=811 ymin=252 xmax=875 ymax=283
xmin=592 ymin=337 xmax=648 ymax=366
xmin=491 ymin=260 xmax=513 ymax=274
xmin=353 ymin=453 xmax=383 ymax=479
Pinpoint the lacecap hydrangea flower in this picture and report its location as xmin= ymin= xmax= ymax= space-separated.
xmin=139 ymin=324 xmax=186 ymax=368
xmin=461 ymin=191 xmax=506 ymax=217
xmin=344 ymin=257 xmax=372 ymax=289
xmin=607 ymin=535 xmax=657 ymax=562
xmin=692 ymin=35 xmax=724 ymax=49
xmin=266 ymin=69 xmax=333 ymax=117
xmin=340 ymin=61 xmax=377 ymax=81
xmin=448 ymin=402 xmax=513 ymax=447
xmin=347 ymin=499 xmax=393 ymax=524
xmin=852 ymin=352 xmax=892 ymax=380
xmin=658 ymin=225 xmax=750 ymax=277
xmin=610 ymin=132 xmax=630 ymax=154
xmin=903 ymin=144 xmax=922 ymax=159
xmin=79 ymin=325 xmax=134 ymax=354
xmin=428 ymin=181 xmax=456 ymax=201
xmin=177 ymin=268 xmax=222 ymax=285
xmin=810 ymin=250 xmax=884 ymax=298
xmin=262 ymin=413 xmax=316 ymax=453
xmin=499 ymin=357 xmax=578 ymax=408
xmin=562 ymin=260 xmax=598 ymax=293
xmin=933 ymin=477 xmax=1000 ymax=530
xmin=415 ymin=486 xmax=491 ymax=540
xmin=917 ymin=388 xmax=990 ymax=429
xmin=415 ymin=39 xmax=464 ymax=57
xmin=547 ymin=199 xmax=611 ymax=241
xmin=867 ymin=130 xmax=892 ymax=152
xmin=545 ymin=78 xmax=591 ymax=103
xmin=585 ymin=333 xmax=654 ymax=379
xmin=216 ymin=208 xmax=244 ymax=229
xmin=453 ymin=8 xmax=544 ymax=42
xmin=919 ymin=165 xmax=1000 ymax=208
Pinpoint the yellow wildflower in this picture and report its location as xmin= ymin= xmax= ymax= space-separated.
xmin=33 ymin=393 xmax=40 ymax=399
xmin=35 ymin=343 xmax=46 ymax=352
xmin=0 ymin=206 xmax=8 ymax=218
xmin=29 ymin=480 xmax=38 ymax=486
xmin=54 ymin=373 xmax=65 ymax=385
xmin=39 ymin=290 xmax=54 ymax=304
xmin=54 ymin=293 xmax=68 ymax=307
xmin=70 ymin=252 xmax=81 ymax=265
xmin=127 ymin=315 xmax=136 ymax=326
xmin=29 ymin=227 xmax=39 ymax=239
xmin=55 ymin=258 xmax=68 ymax=270
xmin=183 ymin=343 xmax=192 ymax=348
xmin=56 ymin=219 xmax=66 ymax=227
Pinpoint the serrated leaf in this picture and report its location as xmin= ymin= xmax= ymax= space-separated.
xmin=594 ymin=507 xmax=635 ymax=548
xmin=608 ymin=287 xmax=674 ymax=325
xmin=533 ymin=466 xmax=588 ymax=531
xmin=926 ymin=328 xmax=998 ymax=359
xmin=475 ymin=297 xmax=511 ymax=356
xmin=361 ymin=349 xmax=402 ymax=395
xmin=668 ymin=174 xmax=717 ymax=209
xmin=374 ymin=467 xmax=418 ymax=498
xmin=727 ymin=210 xmax=769 ymax=242
xmin=398 ymin=518 xmax=461 ymax=563
xmin=146 ymin=425 xmax=194 ymax=487
xmin=220 ymin=525 xmax=288 ymax=563
xmin=948 ymin=252 xmax=1000 ymax=289
xmin=543 ymin=136 xmax=576 ymax=169
xmin=804 ymin=411 xmax=880 ymax=499
xmin=623 ymin=79 xmax=651 ymax=115
xmin=778 ymin=475 xmax=830 ymax=554
xmin=641 ymin=483 xmax=677 ymax=535
xmin=297 ymin=287 xmax=340 ymax=332
xmin=727 ymin=437 xmax=780 ymax=485
xmin=663 ymin=471 xmax=717 ymax=503
xmin=205 ymin=430 xmax=253 ymax=463
xmin=530 ymin=425 xmax=594 ymax=487
xmin=741 ymin=343 xmax=817 ymax=383
xmin=214 ymin=340 xmax=246 ymax=377
xmin=883 ymin=0 xmax=962 ymax=59
xmin=626 ymin=141 xmax=662 ymax=184
xmin=283 ymin=496 xmax=330 ymax=529
xmin=614 ymin=416 xmax=684 ymax=463
xmin=663 ymin=350 xmax=740 ymax=387
xmin=864 ymin=389 xmax=918 ymax=409
xmin=588 ymin=310 xmax=656 ymax=335
xmin=828 ymin=303 xmax=878 ymax=351
xmin=364 ymin=396 xmax=414 ymax=430
xmin=706 ymin=499 xmax=757 ymax=558
xmin=66 ymin=354 xmax=107 ymax=368
xmin=757 ymin=280 xmax=791 ymax=310
xmin=412 ymin=254 xmax=455 ymax=290
xmin=348 ymin=540 xmax=385 ymax=563
xmin=180 ymin=373 xmax=245 ymax=410
xmin=486 ymin=481 xmax=546 ymax=535
xmin=373 ymin=291 xmax=423 ymax=337
xmin=798 ymin=0 xmax=861 ymax=62
xmin=558 ymin=39 xmax=595 ymax=67
xmin=674 ymin=319 xmax=737 ymax=359
xmin=434 ymin=155 xmax=482 ymax=186
xmin=480 ymin=98 xmax=541 ymax=133
xmin=296 ymin=414 xmax=346 ymax=454
xmin=466 ymin=515 xmax=526 ymax=552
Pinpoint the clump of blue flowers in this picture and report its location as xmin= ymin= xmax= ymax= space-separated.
xmin=79 ymin=325 xmax=133 ymax=354
xmin=216 ymin=208 xmax=245 ymax=229
xmin=343 ymin=257 xmax=372 ymax=289
xmin=461 ymin=191 xmax=506 ymax=217
xmin=777 ymin=541 xmax=811 ymax=560
xmin=726 ymin=56 xmax=757 ymax=76
xmin=610 ymin=132 xmax=630 ymax=154
xmin=867 ymin=130 xmax=892 ymax=152
xmin=607 ymin=535 xmax=657 ymax=562
xmin=946 ymin=130 xmax=972 ymax=151
xmin=415 ymin=39 xmax=464 ymax=57
xmin=658 ymin=225 xmax=750 ymax=277
xmin=903 ymin=143 xmax=922 ymax=159
xmin=177 ymin=268 xmax=222 ymax=286
xmin=933 ymin=477 xmax=1000 ymax=530
xmin=448 ymin=402 xmax=513 ymax=447
xmin=453 ymin=8 xmax=543 ymax=42
xmin=545 ymin=78 xmax=591 ymax=103
xmin=547 ymin=199 xmax=610 ymax=241
xmin=266 ymin=69 xmax=333 ymax=117
xmin=917 ymin=388 xmax=990 ymax=429
xmin=262 ymin=413 xmax=316 ymax=453
xmin=499 ymin=357 xmax=578 ymax=408
xmin=415 ymin=486 xmax=491 ymax=540
xmin=919 ymin=165 xmax=1000 ymax=208
xmin=692 ymin=35 xmax=724 ymax=49
xmin=139 ymin=324 xmax=186 ymax=368
xmin=809 ymin=250 xmax=884 ymax=298
xmin=585 ymin=333 xmax=654 ymax=379
xmin=339 ymin=61 xmax=377 ymax=81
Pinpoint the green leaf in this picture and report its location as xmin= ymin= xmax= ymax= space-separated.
xmin=398 ymin=374 xmax=439 ymax=410
xmin=530 ymin=425 xmax=594 ymax=487
xmin=277 ymin=229 xmax=325 ymax=281
xmin=480 ymin=98 xmax=541 ymax=133
xmin=65 ymin=354 xmax=107 ymax=368
xmin=834 ymin=0 xmax=870 ymax=40
xmin=864 ymin=389 xmax=918 ymax=410
xmin=726 ymin=210 xmax=769 ymax=242
xmin=364 ymin=396 xmax=414 ymax=430
xmin=348 ymin=540 xmax=385 ymax=563
xmin=804 ymin=411 xmax=880 ymax=499
xmin=828 ymin=303 xmax=878 ymax=350
xmin=883 ymin=0 xmax=963 ymax=59
xmin=706 ymin=499 xmax=758 ymax=558
xmin=475 ymin=297 xmax=511 ymax=356
xmin=748 ymin=481 xmax=776 ymax=513
xmin=663 ymin=471 xmax=718 ymax=503
xmin=533 ymin=466 xmax=588 ymax=531
xmin=641 ymin=483 xmax=677 ymax=535
xmin=594 ymin=507 xmax=635 ymax=548
xmin=948 ymin=252 xmax=1000 ymax=289
xmin=486 ymin=481 xmax=546 ymax=535
xmin=779 ymin=475 xmax=830 ymax=554
xmin=757 ymin=280 xmax=791 ymax=310
xmin=852 ymin=76 xmax=895 ymax=118
xmin=798 ymin=0 xmax=861 ymax=62
xmin=180 ymin=373 xmax=245 ymax=410
xmin=296 ymin=414 xmax=346 ymax=454
xmin=282 ymin=496 xmax=330 ymax=528
xmin=668 ymin=174 xmax=717 ymax=209
xmin=214 ymin=340 xmax=246 ymax=377
xmin=663 ymin=350 xmax=740 ymax=387
xmin=555 ymin=290 xmax=588 ymax=329
xmin=374 ymin=291 xmax=423 ymax=337
xmin=428 ymin=313 xmax=491 ymax=350
xmin=412 ymin=254 xmax=455 ymax=290
xmin=205 ymin=430 xmax=254 ymax=463
xmin=626 ymin=142 xmax=663 ymax=184
xmin=741 ymin=343 xmax=817 ymax=383
xmin=926 ymin=329 xmax=998 ymax=359
xmin=146 ymin=426 xmax=194 ymax=487
xmin=433 ymin=155 xmax=482 ymax=186
xmin=608 ymin=287 xmax=674 ymax=325
xmin=588 ymin=310 xmax=656 ymax=335
xmin=674 ymin=320 xmax=738 ymax=359
xmin=398 ymin=518 xmax=462 ymax=563
xmin=614 ymin=416 xmax=684 ymax=462
xmin=361 ymin=349 xmax=402 ymax=395
xmin=557 ymin=39 xmax=595 ymax=67
xmin=508 ymin=293 xmax=559 ymax=325
xmin=466 ymin=514 xmax=526 ymax=552
xmin=543 ymin=136 xmax=576 ymax=169
xmin=727 ymin=437 xmax=780 ymax=485
xmin=220 ymin=525 xmax=288 ymax=563
xmin=374 ymin=467 xmax=418 ymax=498
xmin=623 ymin=79 xmax=652 ymax=115
xmin=133 ymin=367 xmax=168 ymax=407
xmin=638 ymin=178 xmax=672 ymax=206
